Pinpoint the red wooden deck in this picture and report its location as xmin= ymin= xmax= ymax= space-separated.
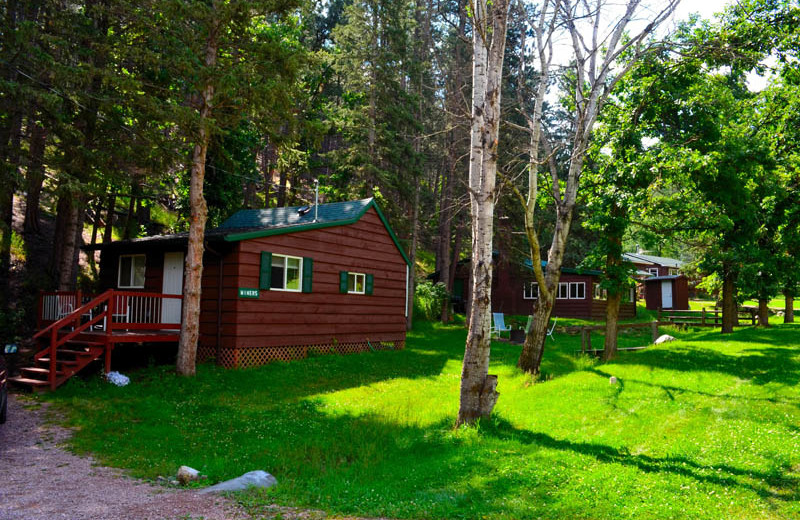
xmin=14 ymin=290 xmax=184 ymax=390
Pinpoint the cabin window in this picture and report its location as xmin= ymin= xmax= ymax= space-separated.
xmin=669 ymin=268 xmax=680 ymax=276
xmin=523 ymin=282 xmax=539 ymax=300
xmin=348 ymin=272 xmax=366 ymax=294
xmin=271 ymin=254 xmax=302 ymax=291
xmin=630 ymin=287 xmax=636 ymax=302
xmin=340 ymin=271 xmax=374 ymax=295
xmin=557 ymin=282 xmax=569 ymax=299
xmin=118 ymin=254 xmax=146 ymax=288
xmin=569 ymin=282 xmax=586 ymax=299
xmin=648 ymin=268 xmax=659 ymax=276
xmin=593 ymin=284 xmax=608 ymax=300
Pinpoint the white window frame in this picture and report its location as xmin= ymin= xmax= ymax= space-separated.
xmin=668 ymin=268 xmax=680 ymax=276
xmin=593 ymin=284 xmax=607 ymax=300
xmin=271 ymin=254 xmax=303 ymax=292
xmin=118 ymin=254 xmax=146 ymax=289
xmin=557 ymin=282 xmax=569 ymax=299
xmin=523 ymin=281 xmax=539 ymax=300
xmin=648 ymin=268 xmax=659 ymax=276
xmin=569 ymin=282 xmax=586 ymax=300
xmin=348 ymin=272 xmax=366 ymax=294
xmin=630 ymin=287 xmax=637 ymax=302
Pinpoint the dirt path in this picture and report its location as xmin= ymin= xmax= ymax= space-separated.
xmin=0 ymin=394 xmax=248 ymax=520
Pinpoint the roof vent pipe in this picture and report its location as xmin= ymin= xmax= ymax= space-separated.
xmin=313 ymin=178 xmax=319 ymax=223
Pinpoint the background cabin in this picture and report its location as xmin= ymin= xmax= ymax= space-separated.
xmin=644 ymin=275 xmax=690 ymax=310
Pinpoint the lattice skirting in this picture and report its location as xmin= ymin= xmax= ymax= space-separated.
xmin=198 ymin=340 xmax=405 ymax=369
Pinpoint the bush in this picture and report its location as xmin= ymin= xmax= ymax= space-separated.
xmin=414 ymin=281 xmax=449 ymax=321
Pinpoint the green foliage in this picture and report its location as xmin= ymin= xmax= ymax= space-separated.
xmin=41 ymin=321 xmax=800 ymax=519
xmin=413 ymin=281 xmax=449 ymax=321
xmin=9 ymin=231 xmax=25 ymax=262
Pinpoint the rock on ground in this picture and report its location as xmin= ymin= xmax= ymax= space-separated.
xmin=654 ymin=334 xmax=676 ymax=345
xmin=198 ymin=470 xmax=278 ymax=494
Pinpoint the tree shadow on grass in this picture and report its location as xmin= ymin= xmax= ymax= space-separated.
xmin=480 ymin=418 xmax=800 ymax=504
xmin=609 ymin=344 xmax=800 ymax=386
xmin=587 ymin=367 xmax=800 ymax=409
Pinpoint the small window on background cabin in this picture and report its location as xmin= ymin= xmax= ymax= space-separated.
xmin=348 ymin=272 xmax=366 ymax=294
xmin=569 ymin=282 xmax=585 ymax=299
xmin=523 ymin=282 xmax=539 ymax=299
xmin=648 ymin=268 xmax=659 ymax=276
xmin=669 ymin=268 xmax=680 ymax=276
xmin=557 ymin=282 xmax=569 ymax=299
xmin=118 ymin=255 xmax=146 ymax=288
xmin=271 ymin=254 xmax=302 ymax=291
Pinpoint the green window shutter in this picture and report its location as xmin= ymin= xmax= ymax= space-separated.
xmin=339 ymin=271 xmax=349 ymax=293
xmin=260 ymin=252 xmax=272 ymax=290
xmin=365 ymin=273 xmax=374 ymax=295
xmin=302 ymin=257 xmax=313 ymax=293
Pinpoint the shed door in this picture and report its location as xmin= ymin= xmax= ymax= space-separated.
xmin=661 ymin=280 xmax=673 ymax=309
xmin=161 ymin=252 xmax=184 ymax=324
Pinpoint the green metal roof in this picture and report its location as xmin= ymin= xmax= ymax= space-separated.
xmin=220 ymin=198 xmax=410 ymax=266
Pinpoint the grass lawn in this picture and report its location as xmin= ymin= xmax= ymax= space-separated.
xmin=41 ymin=319 xmax=800 ymax=519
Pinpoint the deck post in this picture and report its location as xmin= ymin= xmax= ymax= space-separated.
xmin=701 ymin=308 xmax=706 ymax=326
xmin=49 ymin=327 xmax=57 ymax=390
xmin=104 ymin=343 xmax=112 ymax=374
xmin=651 ymin=321 xmax=658 ymax=342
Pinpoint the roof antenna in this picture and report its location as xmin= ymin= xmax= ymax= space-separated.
xmin=313 ymin=178 xmax=319 ymax=223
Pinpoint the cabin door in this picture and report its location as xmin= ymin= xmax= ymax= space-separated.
xmin=661 ymin=280 xmax=673 ymax=309
xmin=161 ymin=252 xmax=184 ymax=324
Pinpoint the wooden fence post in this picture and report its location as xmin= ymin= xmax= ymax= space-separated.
xmin=581 ymin=328 xmax=586 ymax=353
xmin=701 ymin=307 xmax=706 ymax=326
xmin=651 ymin=321 xmax=659 ymax=342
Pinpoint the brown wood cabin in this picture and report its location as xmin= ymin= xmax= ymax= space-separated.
xmin=83 ymin=198 xmax=410 ymax=368
xmin=441 ymin=255 xmax=637 ymax=320
xmin=622 ymin=252 xmax=685 ymax=278
xmin=644 ymin=275 xmax=690 ymax=311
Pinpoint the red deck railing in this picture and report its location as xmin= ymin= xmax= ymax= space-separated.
xmin=38 ymin=290 xmax=184 ymax=331
xmin=34 ymin=290 xmax=184 ymax=390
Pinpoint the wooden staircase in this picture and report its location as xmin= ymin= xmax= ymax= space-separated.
xmin=10 ymin=343 xmax=106 ymax=392
xmin=10 ymin=291 xmax=113 ymax=391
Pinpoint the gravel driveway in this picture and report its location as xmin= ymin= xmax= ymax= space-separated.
xmin=0 ymin=394 xmax=247 ymax=520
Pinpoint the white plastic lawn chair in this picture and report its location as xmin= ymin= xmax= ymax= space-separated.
xmin=546 ymin=317 xmax=558 ymax=341
xmin=524 ymin=315 xmax=557 ymax=341
xmin=491 ymin=313 xmax=512 ymax=339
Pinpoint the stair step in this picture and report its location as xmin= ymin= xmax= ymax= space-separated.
xmin=8 ymin=376 xmax=49 ymax=387
xmin=65 ymin=340 xmax=105 ymax=347
xmin=57 ymin=349 xmax=96 ymax=356
xmin=21 ymin=367 xmax=64 ymax=377
xmin=38 ymin=357 xmax=80 ymax=366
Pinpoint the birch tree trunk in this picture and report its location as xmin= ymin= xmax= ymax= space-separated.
xmin=457 ymin=0 xmax=510 ymax=426
xmin=177 ymin=19 xmax=217 ymax=377
xmin=515 ymin=0 xmax=680 ymax=375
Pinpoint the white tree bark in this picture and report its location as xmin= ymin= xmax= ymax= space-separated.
xmin=516 ymin=0 xmax=681 ymax=374
xmin=457 ymin=0 xmax=511 ymax=426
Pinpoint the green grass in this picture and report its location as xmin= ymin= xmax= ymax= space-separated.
xmin=41 ymin=320 xmax=800 ymax=519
